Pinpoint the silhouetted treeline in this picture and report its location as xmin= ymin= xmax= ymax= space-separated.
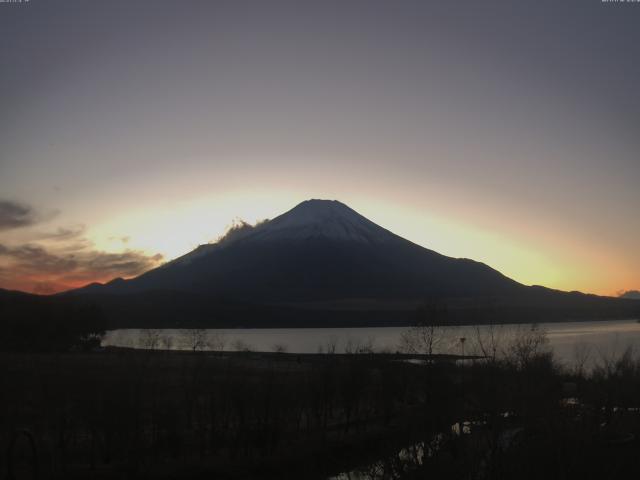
xmin=3 ymin=286 xmax=639 ymax=332
xmin=0 ymin=290 xmax=106 ymax=352
xmin=63 ymin=289 xmax=640 ymax=329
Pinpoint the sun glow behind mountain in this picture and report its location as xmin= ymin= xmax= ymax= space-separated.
xmin=76 ymin=193 xmax=622 ymax=297
xmin=1 ymin=1 xmax=639 ymax=297
xmin=0 ymin=187 xmax=635 ymax=296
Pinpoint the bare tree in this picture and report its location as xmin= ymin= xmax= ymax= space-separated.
xmin=326 ymin=335 xmax=337 ymax=354
xmin=472 ymin=323 xmax=506 ymax=363
xmin=572 ymin=342 xmax=592 ymax=376
xmin=399 ymin=300 xmax=448 ymax=357
xmin=399 ymin=323 xmax=443 ymax=356
xmin=272 ymin=343 xmax=288 ymax=353
xmin=344 ymin=336 xmax=375 ymax=354
xmin=181 ymin=328 xmax=209 ymax=352
xmin=232 ymin=338 xmax=252 ymax=352
xmin=595 ymin=344 xmax=636 ymax=378
xmin=505 ymin=324 xmax=550 ymax=368
xmin=139 ymin=329 xmax=161 ymax=350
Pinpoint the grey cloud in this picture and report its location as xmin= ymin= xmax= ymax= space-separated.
xmin=0 ymin=200 xmax=39 ymax=231
xmin=0 ymin=200 xmax=59 ymax=231
xmin=0 ymin=243 xmax=77 ymax=273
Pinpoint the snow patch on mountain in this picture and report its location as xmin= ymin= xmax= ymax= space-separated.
xmin=248 ymin=199 xmax=398 ymax=244
xmin=167 ymin=199 xmax=397 ymax=268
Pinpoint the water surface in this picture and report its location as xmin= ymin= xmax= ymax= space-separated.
xmin=103 ymin=319 xmax=640 ymax=369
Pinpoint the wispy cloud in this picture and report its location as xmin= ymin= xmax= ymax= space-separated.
xmin=0 ymin=200 xmax=54 ymax=231
xmin=108 ymin=235 xmax=131 ymax=244
xmin=33 ymin=224 xmax=86 ymax=242
xmin=215 ymin=218 xmax=268 ymax=245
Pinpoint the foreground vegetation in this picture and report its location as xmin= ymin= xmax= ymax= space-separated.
xmin=3 ymin=294 xmax=640 ymax=478
xmin=3 ymin=331 xmax=640 ymax=479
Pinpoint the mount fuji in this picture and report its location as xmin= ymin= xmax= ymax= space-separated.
xmin=77 ymin=200 xmax=522 ymax=299
xmin=69 ymin=200 xmax=639 ymax=327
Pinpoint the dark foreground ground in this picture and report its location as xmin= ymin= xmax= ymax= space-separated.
xmin=3 ymin=347 xmax=640 ymax=480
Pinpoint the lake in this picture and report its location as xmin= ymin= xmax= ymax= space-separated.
xmin=102 ymin=319 xmax=640 ymax=370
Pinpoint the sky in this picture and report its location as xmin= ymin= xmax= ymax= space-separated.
xmin=0 ymin=0 xmax=639 ymax=296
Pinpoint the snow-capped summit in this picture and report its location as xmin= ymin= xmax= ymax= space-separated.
xmin=168 ymin=200 xmax=396 ymax=268
xmin=247 ymin=199 xmax=397 ymax=244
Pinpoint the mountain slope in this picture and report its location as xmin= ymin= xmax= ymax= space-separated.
xmin=76 ymin=199 xmax=523 ymax=302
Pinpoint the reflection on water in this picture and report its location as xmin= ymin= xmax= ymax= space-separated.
xmin=329 ymin=419 xmax=521 ymax=480
xmin=102 ymin=319 xmax=640 ymax=369
xmin=327 ymin=437 xmax=439 ymax=480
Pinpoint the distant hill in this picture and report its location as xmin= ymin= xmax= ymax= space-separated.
xmin=62 ymin=199 xmax=640 ymax=328
xmin=0 ymin=288 xmax=105 ymax=351
xmin=620 ymin=290 xmax=640 ymax=300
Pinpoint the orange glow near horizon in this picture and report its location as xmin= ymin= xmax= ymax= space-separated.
xmin=1 ymin=189 xmax=635 ymax=297
xmin=2 ymin=1 xmax=639 ymax=299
